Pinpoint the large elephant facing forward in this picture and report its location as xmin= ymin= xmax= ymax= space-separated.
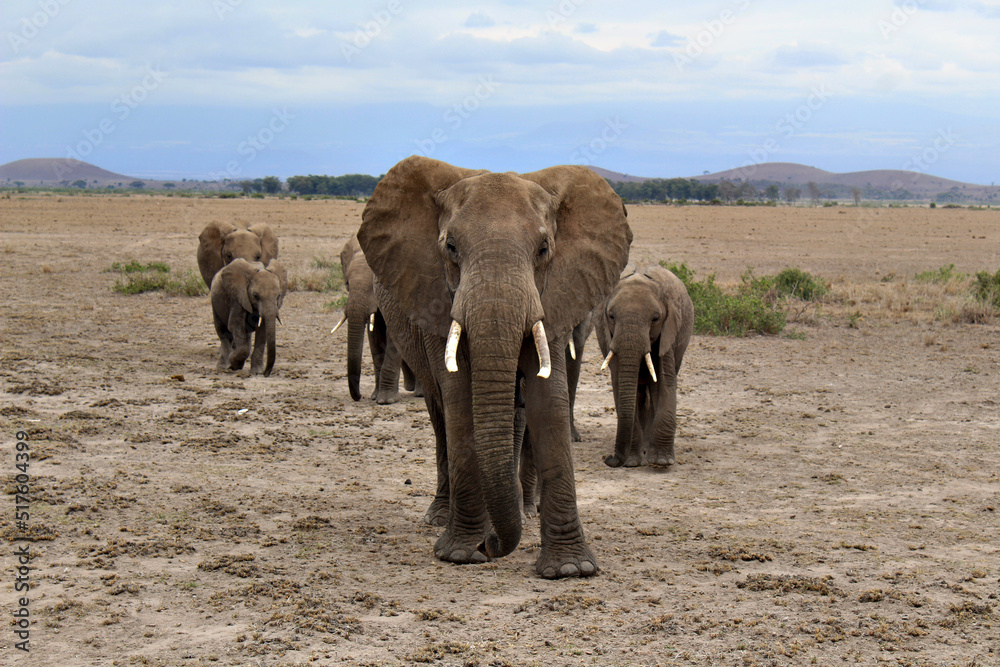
xmin=596 ymin=265 xmax=694 ymax=468
xmin=358 ymin=156 xmax=631 ymax=578
xmin=197 ymin=221 xmax=278 ymax=288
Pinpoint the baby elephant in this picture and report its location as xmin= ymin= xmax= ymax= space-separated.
xmin=211 ymin=258 xmax=288 ymax=377
xmin=596 ymin=265 xmax=694 ymax=468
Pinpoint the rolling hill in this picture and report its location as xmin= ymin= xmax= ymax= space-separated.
xmin=0 ymin=158 xmax=140 ymax=187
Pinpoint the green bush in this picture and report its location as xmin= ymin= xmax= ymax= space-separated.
xmin=915 ymin=264 xmax=967 ymax=284
xmin=972 ymin=268 xmax=1000 ymax=308
xmin=745 ymin=267 xmax=829 ymax=301
xmin=312 ymin=257 xmax=344 ymax=293
xmin=659 ymin=261 xmax=786 ymax=336
xmin=109 ymin=261 xmax=208 ymax=296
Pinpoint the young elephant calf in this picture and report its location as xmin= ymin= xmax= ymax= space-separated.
xmin=596 ymin=265 xmax=694 ymax=468
xmin=210 ymin=258 xmax=288 ymax=376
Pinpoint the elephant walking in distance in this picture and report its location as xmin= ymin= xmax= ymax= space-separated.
xmin=358 ymin=156 xmax=631 ymax=578
xmin=197 ymin=220 xmax=278 ymax=288
xmin=331 ymin=235 xmax=419 ymax=403
xmin=596 ymin=265 xmax=694 ymax=468
xmin=210 ymin=258 xmax=287 ymax=377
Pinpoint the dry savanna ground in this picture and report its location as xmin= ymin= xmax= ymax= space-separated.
xmin=1 ymin=194 xmax=998 ymax=667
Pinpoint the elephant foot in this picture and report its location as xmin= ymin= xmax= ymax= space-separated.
xmin=423 ymin=497 xmax=449 ymax=527
xmin=411 ymin=383 xmax=424 ymax=398
xmin=571 ymin=423 xmax=582 ymax=443
xmin=375 ymin=390 xmax=400 ymax=405
xmin=434 ymin=530 xmax=489 ymax=564
xmin=522 ymin=499 xmax=538 ymax=520
xmin=604 ymin=452 xmax=641 ymax=467
xmin=647 ymin=446 xmax=676 ymax=467
xmin=535 ymin=543 xmax=599 ymax=579
xmin=604 ymin=453 xmax=624 ymax=467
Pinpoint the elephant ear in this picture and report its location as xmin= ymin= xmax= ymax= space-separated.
xmin=340 ymin=235 xmax=359 ymax=283
xmin=220 ymin=258 xmax=256 ymax=315
xmin=357 ymin=155 xmax=487 ymax=338
xmin=198 ymin=221 xmax=239 ymax=286
xmin=248 ymin=223 xmax=279 ymax=263
xmin=521 ymin=165 xmax=632 ymax=339
xmin=644 ymin=265 xmax=684 ymax=357
xmin=265 ymin=259 xmax=288 ymax=297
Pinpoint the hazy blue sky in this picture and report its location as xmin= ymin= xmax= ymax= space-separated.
xmin=3 ymin=0 xmax=999 ymax=183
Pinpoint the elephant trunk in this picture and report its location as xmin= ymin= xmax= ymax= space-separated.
xmin=263 ymin=315 xmax=277 ymax=377
xmin=459 ymin=261 xmax=541 ymax=560
xmin=346 ymin=314 xmax=367 ymax=401
xmin=466 ymin=310 xmax=524 ymax=559
xmin=612 ymin=353 xmax=641 ymax=457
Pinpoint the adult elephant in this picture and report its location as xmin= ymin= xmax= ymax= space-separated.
xmin=332 ymin=235 xmax=418 ymax=403
xmin=357 ymin=156 xmax=631 ymax=578
xmin=197 ymin=221 xmax=278 ymax=288
xmin=596 ymin=265 xmax=694 ymax=468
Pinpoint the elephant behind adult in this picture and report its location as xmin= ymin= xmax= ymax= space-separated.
xmin=358 ymin=155 xmax=631 ymax=578
xmin=198 ymin=221 xmax=279 ymax=288
xmin=333 ymin=235 xmax=417 ymax=403
xmin=596 ymin=264 xmax=694 ymax=468
xmin=210 ymin=258 xmax=288 ymax=377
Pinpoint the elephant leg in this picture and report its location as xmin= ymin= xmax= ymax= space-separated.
xmin=566 ymin=341 xmax=583 ymax=442
xmin=521 ymin=340 xmax=598 ymax=579
xmin=227 ymin=310 xmax=250 ymax=371
xmin=402 ymin=361 xmax=423 ymax=397
xmin=514 ymin=374 xmax=537 ymax=519
xmin=368 ymin=314 xmax=389 ymax=401
xmin=434 ymin=369 xmax=491 ymax=565
xmin=375 ymin=330 xmax=403 ymax=405
xmin=424 ymin=391 xmax=450 ymax=527
xmin=213 ymin=311 xmax=233 ymax=370
xmin=647 ymin=354 xmax=678 ymax=467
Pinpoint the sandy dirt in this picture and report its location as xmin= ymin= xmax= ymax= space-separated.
xmin=1 ymin=194 xmax=998 ymax=666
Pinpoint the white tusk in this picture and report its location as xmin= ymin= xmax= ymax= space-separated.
xmin=330 ymin=313 xmax=347 ymax=334
xmin=600 ymin=350 xmax=614 ymax=371
xmin=645 ymin=352 xmax=658 ymax=383
xmin=532 ymin=321 xmax=551 ymax=378
xmin=568 ymin=339 xmax=576 ymax=361
xmin=445 ymin=320 xmax=462 ymax=373
xmin=369 ymin=313 xmax=375 ymax=332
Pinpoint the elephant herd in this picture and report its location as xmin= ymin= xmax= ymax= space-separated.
xmin=197 ymin=155 xmax=694 ymax=579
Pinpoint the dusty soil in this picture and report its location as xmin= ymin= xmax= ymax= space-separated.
xmin=1 ymin=195 xmax=998 ymax=666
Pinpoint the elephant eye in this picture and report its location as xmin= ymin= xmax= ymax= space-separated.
xmin=537 ymin=240 xmax=549 ymax=259
xmin=608 ymin=312 xmax=615 ymax=322
xmin=652 ymin=315 xmax=660 ymax=323
xmin=255 ymin=254 xmax=261 ymax=261
xmin=225 ymin=252 xmax=233 ymax=262
xmin=445 ymin=237 xmax=459 ymax=259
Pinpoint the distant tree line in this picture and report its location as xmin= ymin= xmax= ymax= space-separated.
xmin=285 ymin=174 xmax=381 ymax=197
xmin=606 ymin=178 xmax=722 ymax=203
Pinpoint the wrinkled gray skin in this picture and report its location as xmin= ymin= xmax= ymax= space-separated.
xmin=519 ymin=313 xmax=595 ymax=519
xmin=211 ymin=258 xmax=287 ymax=377
xmin=596 ymin=265 xmax=693 ymax=468
xmin=338 ymin=235 xmax=420 ymax=404
xmin=197 ymin=221 xmax=278 ymax=288
xmin=358 ymin=155 xmax=631 ymax=579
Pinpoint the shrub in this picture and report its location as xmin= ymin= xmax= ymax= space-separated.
xmin=972 ymin=268 xmax=1000 ymax=309
xmin=659 ymin=261 xmax=786 ymax=336
xmin=915 ymin=264 xmax=967 ymax=284
xmin=109 ymin=261 xmax=208 ymax=296
xmin=745 ymin=267 xmax=829 ymax=301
